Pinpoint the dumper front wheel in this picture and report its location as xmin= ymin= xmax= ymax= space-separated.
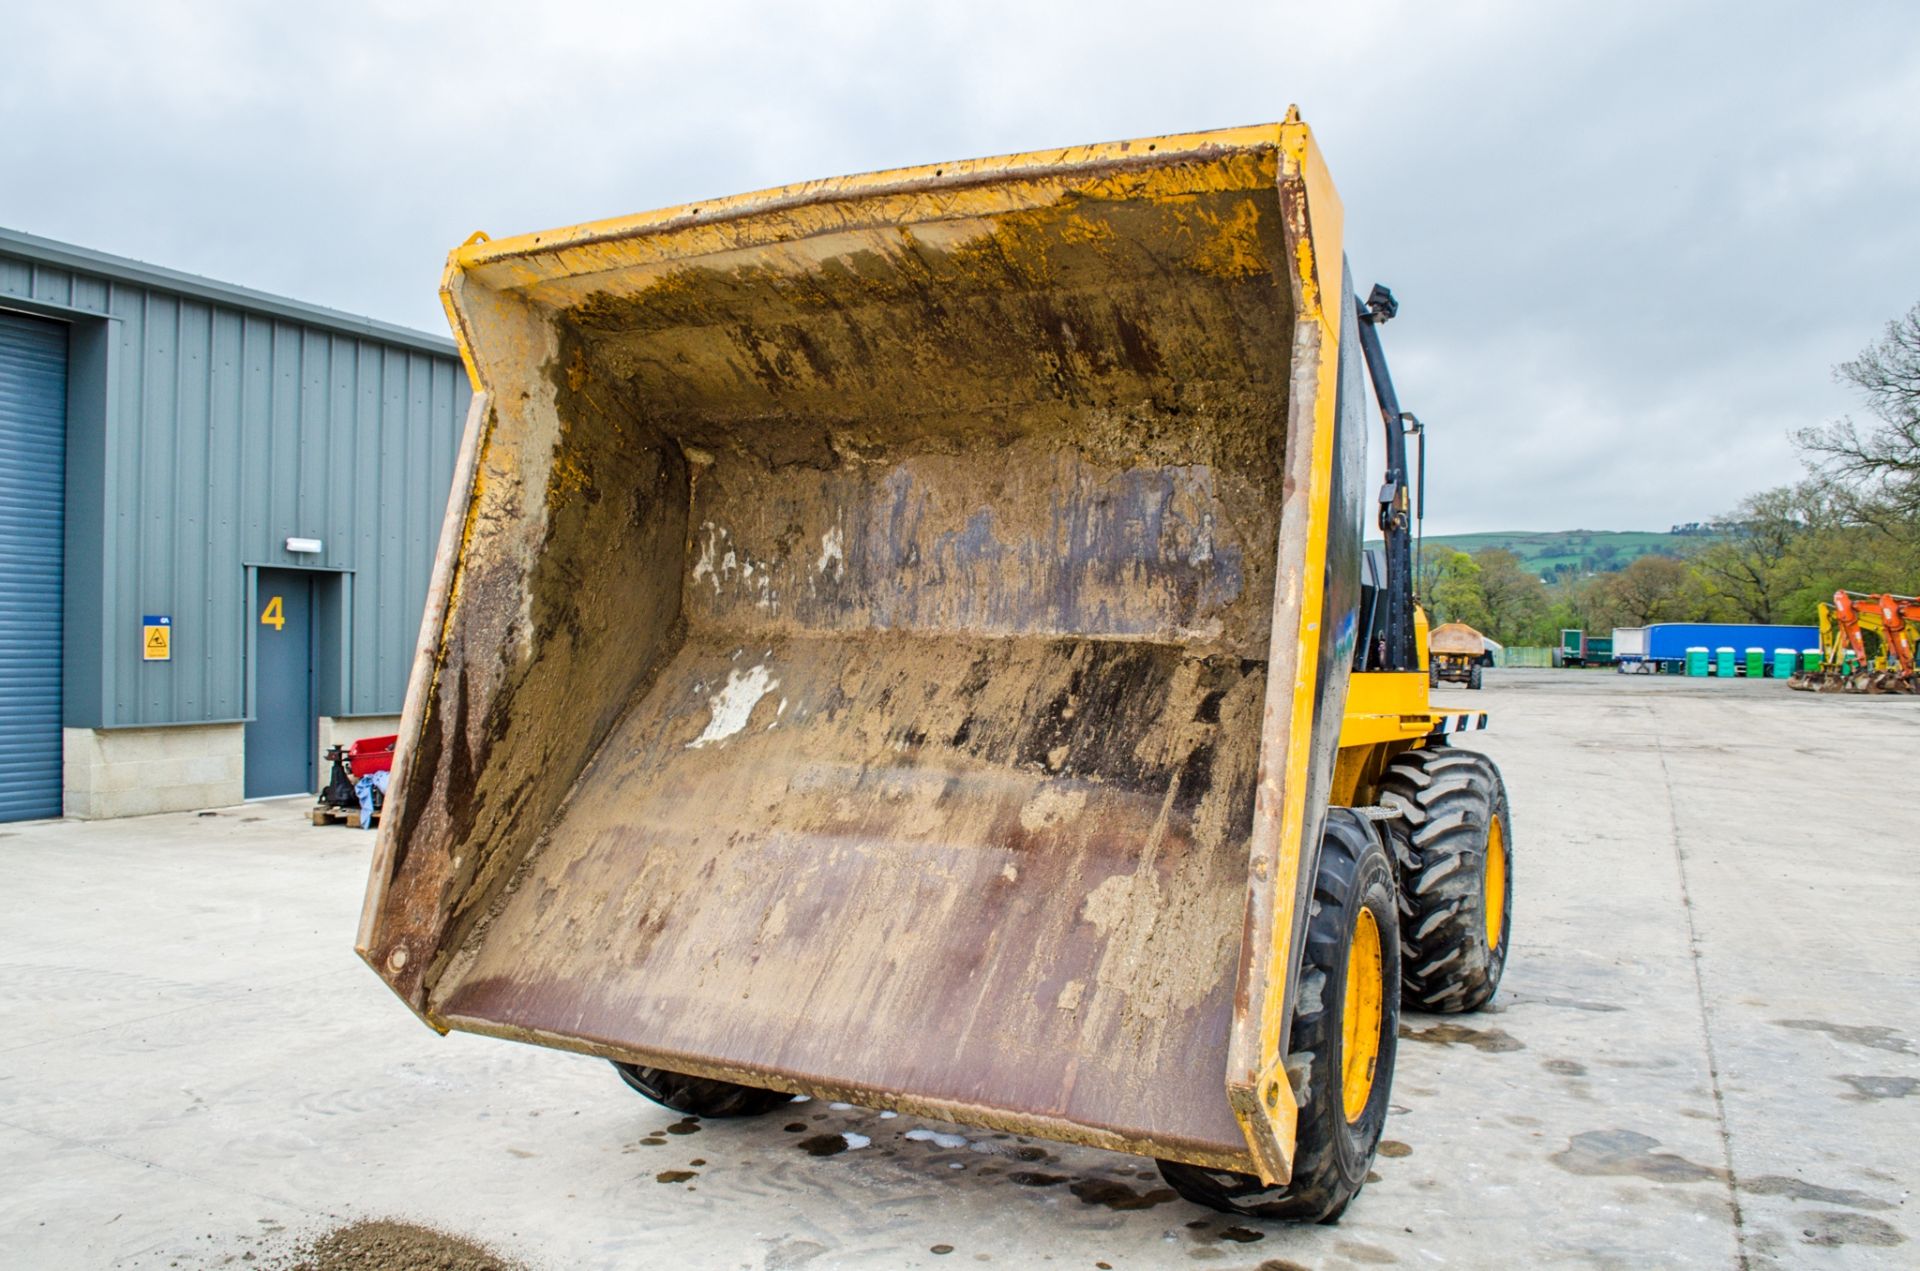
xmin=1158 ymin=810 xmax=1399 ymax=1223
xmin=612 ymin=1063 xmax=794 ymax=1118
xmin=1379 ymin=747 xmax=1510 ymax=1012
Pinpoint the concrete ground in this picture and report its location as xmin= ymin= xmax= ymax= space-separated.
xmin=2 ymin=670 xmax=1915 ymax=1269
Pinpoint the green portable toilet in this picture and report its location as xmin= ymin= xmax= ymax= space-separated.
xmin=1715 ymin=646 xmax=1736 ymax=677
xmin=1744 ymin=647 xmax=1765 ymax=678
xmin=1686 ymin=646 xmax=1709 ymax=676
xmin=1801 ymin=648 xmax=1821 ymax=674
xmin=1773 ymin=648 xmax=1796 ymax=678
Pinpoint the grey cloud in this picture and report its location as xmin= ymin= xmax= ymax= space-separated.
xmin=5 ymin=1 xmax=1914 ymax=533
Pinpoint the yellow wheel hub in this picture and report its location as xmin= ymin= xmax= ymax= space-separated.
xmin=1341 ymin=906 xmax=1384 ymax=1123
xmin=1484 ymin=817 xmax=1507 ymax=950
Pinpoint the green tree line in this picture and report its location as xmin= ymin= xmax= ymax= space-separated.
xmin=1418 ymin=302 xmax=1920 ymax=646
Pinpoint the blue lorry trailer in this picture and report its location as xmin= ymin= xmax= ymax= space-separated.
xmin=1614 ymin=622 xmax=1820 ymax=675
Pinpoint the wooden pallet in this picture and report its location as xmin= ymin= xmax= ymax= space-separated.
xmin=311 ymin=804 xmax=380 ymax=829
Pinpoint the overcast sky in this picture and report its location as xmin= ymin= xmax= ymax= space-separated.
xmin=5 ymin=2 xmax=1916 ymax=534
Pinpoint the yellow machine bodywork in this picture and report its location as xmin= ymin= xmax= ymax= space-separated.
xmin=358 ymin=113 xmax=1466 ymax=1186
xmin=1817 ymin=600 xmax=1887 ymax=670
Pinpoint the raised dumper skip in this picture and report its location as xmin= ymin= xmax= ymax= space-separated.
xmin=356 ymin=112 xmax=1516 ymax=1223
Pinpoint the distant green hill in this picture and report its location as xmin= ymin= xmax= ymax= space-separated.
xmin=1368 ymin=529 xmax=1723 ymax=581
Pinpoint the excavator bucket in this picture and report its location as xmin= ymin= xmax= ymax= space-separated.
xmin=358 ymin=119 xmax=1366 ymax=1178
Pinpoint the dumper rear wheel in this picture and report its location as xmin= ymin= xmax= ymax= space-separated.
xmin=1157 ymin=809 xmax=1399 ymax=1223
xmin=1378 ymin=747 xmax=1510 ymax=1012
xmin=611 ymin=1063 xmax=794 ymax=1118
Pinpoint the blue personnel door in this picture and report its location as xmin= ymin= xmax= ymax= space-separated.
xmin=0 ymin=312 xmax=67 ymax=822
xmin=245 ymin=570 xmax=316 ymax=798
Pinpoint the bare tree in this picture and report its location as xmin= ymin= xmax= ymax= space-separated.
xmin=1798 ymin=302 xmax=1920 ymax=527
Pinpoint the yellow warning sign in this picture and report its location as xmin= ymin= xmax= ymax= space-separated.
xmin=143 ymin=615 xmax=171 ymax=662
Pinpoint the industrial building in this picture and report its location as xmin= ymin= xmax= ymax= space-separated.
xmin=0 ymin=228 xmax=470 ymax=821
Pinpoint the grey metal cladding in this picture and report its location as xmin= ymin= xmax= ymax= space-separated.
xmin=0 ymin=231 xmax=471 ymax=729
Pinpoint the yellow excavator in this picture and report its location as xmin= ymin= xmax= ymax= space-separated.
xmin=357 ymin=112 xmax=1513 ymax=1222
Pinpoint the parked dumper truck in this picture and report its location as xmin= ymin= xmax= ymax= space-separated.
xmin=1428 ymin=622 xmax=1492 ymax=689
xmin=357 ymin=114 xmax=1514 ymax=1224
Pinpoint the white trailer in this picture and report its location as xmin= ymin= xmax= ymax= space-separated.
xmin=1612 ymin=627 xmax=1651 ymax=672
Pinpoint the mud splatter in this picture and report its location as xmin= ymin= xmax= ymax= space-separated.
xmin=1543 ymin=1058 xmax=1587 ymax=1077
xmin=930 ymin=1244 xmax=955 ymax=1255
xmin=1009 ymin=1172 xmax=1068 ymax=1187
xmin=1377 ymin=1140 xmax=1412 ymax=1158
xmin=1549 ymin=1129 xmax=1723 ymax=1183
xmin=655 ymin=1169 xmax=696 ymax=1183
xmin=1510 ymin=993 xmax=1624 ymax=1013
xmin=1399 ymin=1022 xmax=1524 ymax=1053
xmin=1255 ymin=1262 xmax=1313 ymax=1271
xmin=1775 ymin=1019 xmax=1912 ymax=1054
xmin=1219 ymin=1227 xmax=1264 ymax=1243
xmin=783 ymin=1122 xmax=808 ymax=1132
xmin=1834 ymin=1074 xmax=1918 ymax=1101
xmin=1800 ymin=1211 xmax=1906 ymax=1249
xmin=1744 ymin=1176 xmax=1894 ymax=1210
xmin=798 ymin=1134 xmax=850 ymax=1157
xmin=665 ymin=1117 xmax=702 ymax=1135
xmin=1068 ymin=1179 xmax=1179 ymax=1210
xmin=765 ymin=1238 xmax=829 ymax=1270
xmin=276 ymin=1219 xmax=521 ymax=1270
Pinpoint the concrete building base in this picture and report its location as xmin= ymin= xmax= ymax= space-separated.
xmin=62 ymin=723 xmax=245 ymax=819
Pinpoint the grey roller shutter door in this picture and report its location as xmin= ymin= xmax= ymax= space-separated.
xmin=0 ymin=311 xmax=67 ymax=822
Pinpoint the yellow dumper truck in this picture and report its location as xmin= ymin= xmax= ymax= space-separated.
xmin=358 ymin=112 xmax=1513 ymax=1222
xmin=1429 ymin=622 xmax=1494 ymax=689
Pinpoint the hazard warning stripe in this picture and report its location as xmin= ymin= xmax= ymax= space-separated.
xmin=1429 ymin=712 xmax=1490 ymax=736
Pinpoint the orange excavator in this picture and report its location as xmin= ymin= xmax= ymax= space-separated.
xmin=1794 ymin=590 xmax=1920 ymax=693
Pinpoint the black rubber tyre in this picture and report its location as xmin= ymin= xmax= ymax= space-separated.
xmin=1428 ymin=663 xmax=1439 ymax=688
xmin=1377 ymin=746 xmax=1510 ymax=1012
xmin=1468 ymin=664 xmax=1483 ymax=690
xmin=611 ymin=1062 xmax=794 ymax=1117
xmin=1158 ymin=809 xmax=1400 ymax=1224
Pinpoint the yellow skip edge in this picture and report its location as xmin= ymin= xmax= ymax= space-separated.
xmin=450 ymin=122 xmax=1291 ymax=274
xmin=1237 ymin=110 xmax=1347 ymax=1184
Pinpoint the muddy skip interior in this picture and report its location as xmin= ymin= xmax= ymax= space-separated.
xmin=377 ymin=151 xmax=1304 ymax=1164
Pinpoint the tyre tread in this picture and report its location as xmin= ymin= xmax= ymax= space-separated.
xmin=1159 ymin=810 xmax=1400 ymax=1224
xmin=1378 ymin=746 xmax=1510 ymax=1013
xmin=612 ymin=1063 xmax=794 ymax=1118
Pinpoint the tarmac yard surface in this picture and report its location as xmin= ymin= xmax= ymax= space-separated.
xmin=2 ymin=670 xmax=1915 ymax=1269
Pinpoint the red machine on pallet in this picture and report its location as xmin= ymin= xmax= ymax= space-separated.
xmin=316 ymin=734 xmax=399 ymax=824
